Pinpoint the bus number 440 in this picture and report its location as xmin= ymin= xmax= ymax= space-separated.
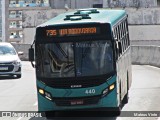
xmin=85 ymin=89 xmax=96 ymax=94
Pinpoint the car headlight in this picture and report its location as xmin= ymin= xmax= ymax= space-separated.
xmin=12 ymin=60 xmax=21 ymax=65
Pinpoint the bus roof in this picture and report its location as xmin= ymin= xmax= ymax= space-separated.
xmin=38 ymin=8 xmax=126 ymax=28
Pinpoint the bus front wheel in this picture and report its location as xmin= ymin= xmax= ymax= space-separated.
xmin=113 ymin=106 xmax=121 ymax=116
xmin=45 ymin=111 xmax=56 ymax=119
xmin=122 ymin=92 xmax=128 ymax=104
xmin=123 ymin=73 xmax=129 ymax=104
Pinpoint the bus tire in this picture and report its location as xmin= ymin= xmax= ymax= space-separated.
xmin=122 ymin=92 xmax=128 ymax=104
xmin=114 ymin=81 xmax=122 ymax=116
xmin=114 ymin=106 xmax=121 ymax=116
xmin=123 ymin=72 xmax=129 ymax=104
xmin=45 ymin=111 xmax=55 ymax=119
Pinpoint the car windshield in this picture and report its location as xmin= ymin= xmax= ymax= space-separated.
xmin=0 ymin=45 xmax=16 ymax=55
xmin=36 ymin=40 xmax=114 ymax=78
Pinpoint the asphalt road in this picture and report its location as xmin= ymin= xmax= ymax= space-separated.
xmin=0 ymin=61 xmax=37 ymax=112
xmin=0 ymin=62 xmax=160 ymax=120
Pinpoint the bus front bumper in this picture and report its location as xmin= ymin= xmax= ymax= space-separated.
xmin=38 ymin=88 xmax=118 ymax=112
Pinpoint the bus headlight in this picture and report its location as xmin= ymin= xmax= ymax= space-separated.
xmin=12 ymin=60 xmax=21 ymax=65
xmin=38 ymin=88 xmax=52 ymax=101
xmin=109 ymin=84 xmax=115 ymax=90
xmin=102 ymin=88 xmax=109 ymax=96
xmin=102 ymin=83 xmax=115 ymax=97
xmin=39 ymin=89 xmax=44 ymax=95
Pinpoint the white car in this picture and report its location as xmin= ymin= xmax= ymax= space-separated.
xmin=0 ymin=42 xmax=22 ymax=78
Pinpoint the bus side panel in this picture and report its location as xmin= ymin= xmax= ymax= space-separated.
xmin=128 ymin=47 xmax=132 ymax=89
xmin=116 ymin=47 xmax=131 ymax=103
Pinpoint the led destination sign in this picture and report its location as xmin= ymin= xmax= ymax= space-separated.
xmin=46 ymin=27 xmax=99 ymax=37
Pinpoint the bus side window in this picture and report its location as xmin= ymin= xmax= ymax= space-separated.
xmin=126 ymin=19 xmax=130 ymax=46
xmin=113 ymin=28 xmax=118 ymax=59
xmin=122 ymin=22 xmax=126 ymax=50
xmin=119 ymin=23 xmax=124 ymax=53
xmin=120 ymin=23 xmax=123 ymax=41
xmin=116 ymin=25 xmax=120 ymax=57
xmin=117 ymin=25 xmax=120 ymax=41
xmin=122 ymin=21 xmax=125 ymax=38
xmin=114 ymin=28 xmax=117 ymax=39
xmin=124 ymin=20 xmax=128 ymax=48
xmin=123 ymin=21 xmax=127 ymax=48
xmin=116 ymin=27 xmax=119 ymax=41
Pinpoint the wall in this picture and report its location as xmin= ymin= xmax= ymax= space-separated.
xmin=23 ymin=28 xmax=36 ymax=44
xmin=131 ymin=40 xmax=160 ymax=46
xmin=131 ymin=46 xmax=160 ymax=67
xmin=22 ymin=9 xmax=67 ymax=28
xmin=126 ymin=8 xmax=160 ymax=24
xmin=129 ymin=25 xmax=160 ymax=41
xmin=50 ymin=0 xmax=103 ymax=9
xmin=50 ymin=0 xmax=157 ymax=9
xmin=103 ymin=0 xmax=157 ymax=8
xmin=12 ymin=43 xmax=31 ymax=61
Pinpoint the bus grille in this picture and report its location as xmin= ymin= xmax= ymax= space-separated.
xmin=45 ymin=79 xmax=105 ymax=88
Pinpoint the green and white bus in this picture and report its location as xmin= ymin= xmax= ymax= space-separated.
xmin=29 ymin=8 xmax=132 ymax=115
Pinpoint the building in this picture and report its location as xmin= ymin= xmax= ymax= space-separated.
xmin=50 ymin=0 xmax=103 ymax=9
xmin=3 ymin=0 xmax=50 ymax=43
xmin=50 ymin=0 xmax=159 ymax=9
xmin=103 ymin=0 xmax=158 ymax=8
xmin=3 ymin=0 xmax=160 ymax=43
xmin=3 ymin=0 xmax=104 ymax=43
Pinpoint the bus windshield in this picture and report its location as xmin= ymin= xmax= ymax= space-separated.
xmin=36 ymin=40 xmax=114 ymax=78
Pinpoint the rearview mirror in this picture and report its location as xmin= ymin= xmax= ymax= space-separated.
xmin=29 ymin=48 xmax=34 ymax=61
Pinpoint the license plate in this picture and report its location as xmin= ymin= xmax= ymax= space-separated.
xmin=70 ymin=100 xmax=84 ymax=105
xmin=0 ymin=67 xmax=8 ymax=70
